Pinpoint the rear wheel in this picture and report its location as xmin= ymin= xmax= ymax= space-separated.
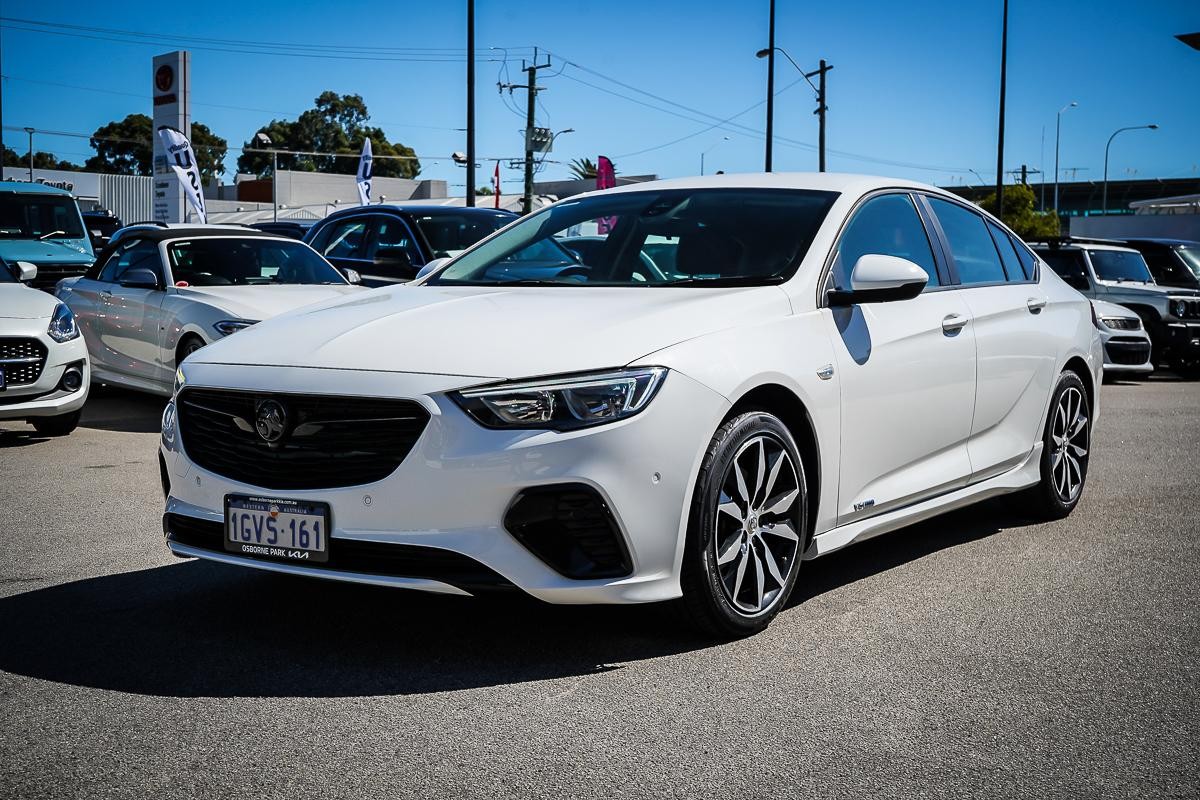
xmin=31 ymin=410 xmax=81 ymax=437
xmin=678 ymin=412 xmax=807 ymax=638
xmin=1019 ymin=371 xmax=1091 ymax=520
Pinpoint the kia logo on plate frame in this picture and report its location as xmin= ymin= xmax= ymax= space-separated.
xmin=254 ymin=399 xmax=288 ymax=443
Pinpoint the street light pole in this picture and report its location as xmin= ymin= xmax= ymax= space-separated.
xmin=465 ymin=0 xmax=476 ymax=207
xmin=764 ymin=0 xmax=775 ymax=172
xmin=700 ymin=136 xmax=730 ymax=176
xmin=995 ymin=0 xmax=1008 ymax=219
xmin=1053 ymin=101 xmax=1077 ymax=217
xmin=757 ymin=47 xmax=832 ymax=172
xmin=272 ymin=149 xmax=278 ymax=223
xmin=1103 ymin=124 xmax=1158 ymax=215
xmin=24 ymin=127 xmax=34 ymax=181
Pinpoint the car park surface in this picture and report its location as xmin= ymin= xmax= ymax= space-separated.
xmin=0 ymin=375 xmax=1196 ymax=798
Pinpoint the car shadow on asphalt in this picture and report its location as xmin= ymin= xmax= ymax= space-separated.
xmin=80 ymin=385 xmax=166 ymax=434
xmin=0 ymin=429 xmax=50 ymax=448
xmin=0 ymin=499 xmax=1016 ymax=699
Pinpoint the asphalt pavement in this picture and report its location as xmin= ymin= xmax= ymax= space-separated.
xmin=1 ymin=377 xmax=1197 ymax=799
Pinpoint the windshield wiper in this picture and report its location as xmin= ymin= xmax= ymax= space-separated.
xmin=658 ymin=275 xmax=786 ymax=287
xmin=38 ymin=230 xmax=66 ymax=240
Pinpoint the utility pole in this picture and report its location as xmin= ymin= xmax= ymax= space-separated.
xmin=995 ymin=0 xmax=1008 ymax=219
xmin=505 ymin=47 xmax=550 ymax=215
xmin=806 ymin=60 xmax=832 ymax=172
xmin=765 ymin=0 xmax=776 ymax=172
xmin=465 ymin=0 xmax=476 ymax=207
xmin=24 ymin=127 xmax=34 ymax=181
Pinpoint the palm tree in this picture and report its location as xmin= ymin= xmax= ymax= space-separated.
xmin=568 ymin=157 xmax=597 ymax=180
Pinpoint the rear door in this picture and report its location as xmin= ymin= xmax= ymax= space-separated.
xmin=924 ymin=197 xmax=1055 ymax=480
xmin=824 ymin=192 xmax=978 ymax=525
xmin=362 ymin=215 xmax=424 ymax=284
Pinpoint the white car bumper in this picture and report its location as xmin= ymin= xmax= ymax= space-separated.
xmin=0 ymin=325 xmax=89 ymax=421
xmin=1098 ymin=325 xmax=1153 ymax=374
xmin=161 ymin=362 xmax=729 ymax=604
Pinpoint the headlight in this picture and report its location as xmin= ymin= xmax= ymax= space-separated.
xmin=213 ymin=319 xmax=258 ymax=336
xmin=47 ymin=303 xmax=79 ymax=343
xmin=452 ymin=367 xmax=667 ymax=431
xmin=161 ymin=401 xmax=177 ymax=446
xmin=173 ymin=367 xmax=185 ymax=398
xmin=1170 ymin=299 xmax=1186 ymax=317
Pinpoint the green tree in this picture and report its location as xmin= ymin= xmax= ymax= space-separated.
xmin=568 ymin=157 xmax=618 ymax=181
xmin=978 ymin=183 xmax=1059 ymax=239
xmin=3 ymin=144 xmax=80 ymax=171
xmin=237 ymin=92 xmax=420 ymax=179
xmin=84 ymin=114 xmax=226 ymax=179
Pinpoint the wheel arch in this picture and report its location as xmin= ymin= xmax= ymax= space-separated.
xmin=722 ymin=383 xmax=821 ymax=547
xmin=1062 ymin=355 xmax=1095 ymax=414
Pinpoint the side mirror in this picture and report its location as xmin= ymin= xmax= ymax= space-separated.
xmin=828 ymin=254 xmax=928 ymax=306
xmin=119 ymin=268 xmax=160 ymax=290
xmin=415 ymin=257 xmax=449 ymax=281
xmin=15 ymin=261 xmax=37 ymax=282
xmin=344 ymin=268 xmax=362 ymax=285
xmin=373 ymin=246 xmax=412 ymax=268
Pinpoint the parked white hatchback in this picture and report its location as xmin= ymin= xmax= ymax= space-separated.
xmin=0 ymin=259 xmax=89 ymax=435
xmin=162 ymin=174 xmax=1102 ymax=637
xmin=56 ymin=227 xmax=363 ymax=396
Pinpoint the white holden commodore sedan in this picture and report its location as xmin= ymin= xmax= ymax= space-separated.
xmin=161 ymin=173 xmax=1102 ymax=637
xmin=56 ymin=227 xmax=363 ymax=396
xmin=0 ymin=259 xmax=89 ymax=435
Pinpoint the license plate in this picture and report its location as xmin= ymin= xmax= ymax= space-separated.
xmin=224 ymin=495 xmax=330 ymax=563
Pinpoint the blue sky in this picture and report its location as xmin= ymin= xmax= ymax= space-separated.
xmin=2 ymin=0 xmax=1197 ymax=191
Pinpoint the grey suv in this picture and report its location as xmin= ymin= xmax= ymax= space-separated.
xmin=1032 ymin=238 xmax=1200 ymax=375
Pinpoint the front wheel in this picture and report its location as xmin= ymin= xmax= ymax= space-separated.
xmin=1018 ymin=371 xmax=1091 ymax=520
xmin=677 ymin=412 xmax=807 ymax=638
xmin=31 ymin=410 xmax=81 ymax=437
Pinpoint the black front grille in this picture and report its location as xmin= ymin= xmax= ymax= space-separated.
xmin=0 ymin=338 xmax=48 ymax=386
xmin=504 ymin=484 xmax=632 ymax=579
xmin=177 ymin=388 xmax=430 ymax=490
xmin=163 ymin=513 xmax=513 ymax=592
xmin=1106 ymin=338 xmax=1152 ymax=365
xmin=28 ymin=262 xmax=91 ymax=290
xmin=1171 ymin=296 xmax=1200 ymax=320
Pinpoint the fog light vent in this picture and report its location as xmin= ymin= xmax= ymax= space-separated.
xmin=59 ymin=361 xmax=84 ymax=392
xmin=504 ymin=484 xmax=632 ymax=579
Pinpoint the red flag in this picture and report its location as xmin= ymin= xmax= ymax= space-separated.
xmin=596 ymin=156 xmax=616 ymax=233
xmin=493 ymin=161 xmax=501 ymax=209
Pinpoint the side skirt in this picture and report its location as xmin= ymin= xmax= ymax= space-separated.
xmin=803 ymin=442 xmax=1043 ymax=560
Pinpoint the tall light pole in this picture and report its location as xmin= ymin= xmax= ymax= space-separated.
xmin=254 ymin=132 xmax=278 ymax=222
xmin=764 ymin=0 xmax=776 ymax=172
xmin=995 ymin=0 xmax=1009 ymax=219
xmin=1053 ymin=101 xmax=1077 ymax=217
xmin=756 ymin=47 xmax=832 ymax=171
xmin=23 ymin=127 xmax=34 ymax=181
xmin=465 ymin=0 xmax=476 ymax=207
xmin=1103 ymin=124 xmax=1158 ymax=215
xmin=700 ymin=136 xmax=730 ymax=175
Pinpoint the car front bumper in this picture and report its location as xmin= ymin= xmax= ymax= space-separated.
xmin=1099 ymin=326 xmax=1153 ymax=374
xmin=161 ymin=362 xmax=729 ymax=604
xmin=0 ymin=325 xmax=89 ymax=421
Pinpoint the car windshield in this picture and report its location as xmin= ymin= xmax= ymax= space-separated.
xmin=0 ymin=260 xmax=15 ymax=282
xmin=0 ymin=194 xmax=85 ymax=240
xmin=166 ymin=238 xmax=347 ymax=287
xmin=1089 ymin=249 xmax=1154 ymax=283
xmin=1177 ymin=246 xmax=1200 ymax=278
xmin=429 ymin=188 xmax=839 ymax=287
xmin=411 ymin=212 xmax=516 ymax=258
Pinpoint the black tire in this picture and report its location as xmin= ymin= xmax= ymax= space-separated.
xmin=1018 ymin=371 xmax=1091 ymax=520
xmin=177 ymin=335 xmax=206 ymax=365
xmin=31 ymin=410 xmax=81 ymax=437
xmin=677 ymin=411 xmax=807 ymax=638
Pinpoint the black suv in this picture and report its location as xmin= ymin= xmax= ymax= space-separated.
xmin=304 ymin=205 xmax=517 ymax=286
xmin=1121 ymin=238 xmax=1200 ymax=291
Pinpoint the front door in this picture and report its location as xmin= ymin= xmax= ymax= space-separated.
xmin=822 ymin=192 xmax=978 ymax=525
xmin=97 ymin=239 xmax=169 ymax=383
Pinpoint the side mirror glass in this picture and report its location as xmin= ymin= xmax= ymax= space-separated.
xmin=119 ymin=268 xmax=160 ymax=290
xmin=416 ymin=257 xmax=449 ymax=281
xmin=15 ymin=261 xmax=38 ymax=282
xmin=344 ymin=268 xmax=362 ymax=285
xmin=828 ymin=254 xmax=928 ymax=306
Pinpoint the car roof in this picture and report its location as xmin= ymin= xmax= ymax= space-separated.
xmin=1030 ymin=241 xmax=1141 ymax=253
xmin=324 ymin=204 xmax=516 ymax=220
xmin=1125 ymin=237 xmax=1200 ymax=246
xmin=116 ymin=225 xmax=277 ymax=243
xmin=584 ymin=171 xmax=938 ymax=200
xmin=0 ymin=180 xmax=75 ymax=197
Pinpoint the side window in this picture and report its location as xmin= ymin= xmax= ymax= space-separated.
xmin=367 ymin=217 xmax=423 ymax=266
xmin=316 ymin=218 xmax=369 ymax=260
xmin=927 ymin=198 xmax=1007 ymax=285
xmin=1008 ymin=234 xmax=1039 ymax=280
xmin=830 ymin=193 xmax=940 ymax=291
xmin=1040 ymin=250 xmax=1090 ymax=291
xmin=98 ymin=239 xmax=161 ymax=284
xmin=985 ymin=220 xmax=1025 ymax=282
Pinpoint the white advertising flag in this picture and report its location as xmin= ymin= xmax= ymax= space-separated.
xmin=356 ymin=138 xmax=373 ymax=206
xmin=156 ymin=126 xmax=207 ymax=223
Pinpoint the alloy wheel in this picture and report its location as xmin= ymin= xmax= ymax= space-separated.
xmin=713 ymin=434 xmax=801 ymax=615
xmin=1050 ymin=386 xmax=1089 ymax=502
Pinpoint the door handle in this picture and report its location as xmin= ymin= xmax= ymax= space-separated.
xmin=941 ymin=313 xmax=969 ymax=334
xmin=1026 ymin=297 xmax=1047 ymax=313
